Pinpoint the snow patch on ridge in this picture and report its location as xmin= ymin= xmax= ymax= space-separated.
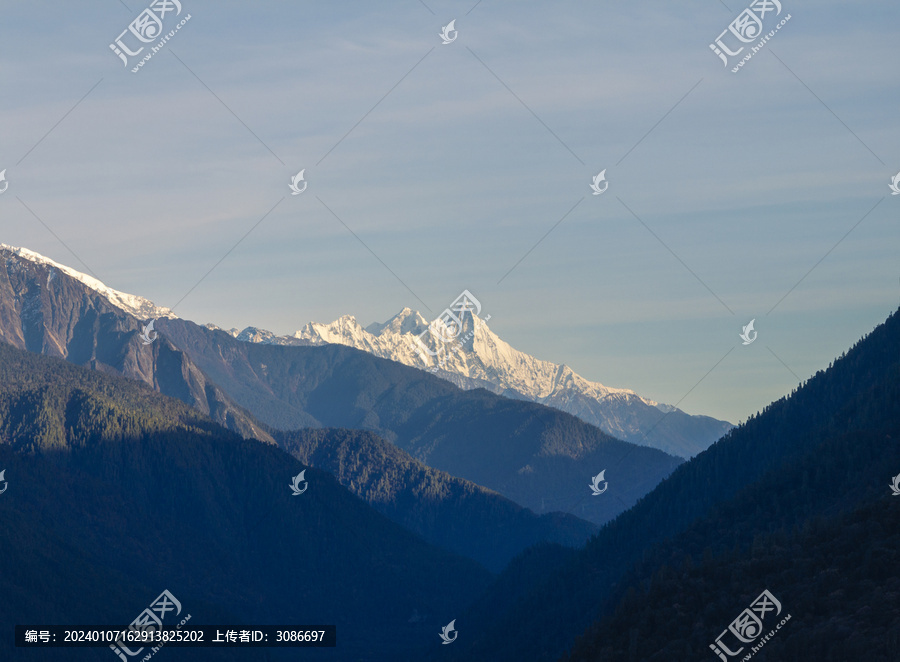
xmin=290 ymin=307 xmax=641 ymax=403
xmin=0 ymin=244 xmax=174 ymax=321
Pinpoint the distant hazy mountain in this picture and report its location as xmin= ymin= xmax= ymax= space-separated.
xmin=231 ymin=307 xmax=732 ymax=458
xmin=159 ymin=315 xmax=683 ymax=527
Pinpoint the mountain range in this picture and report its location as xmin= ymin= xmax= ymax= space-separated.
xmin=0 ymin=244 xmax=687 ymax=527
xmin=156 ymin=315 xmax=682 ymax=526
xmin=1 ymin=241 xmax=896 ymax=660
xmin=230 ymin=305 xmax=732 ymax=459
xmin=0 ymin=243 xmax=731 ymax=462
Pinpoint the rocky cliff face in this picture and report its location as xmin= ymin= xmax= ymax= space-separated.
xmin=0 ymin=246 xmax=271 ymax=443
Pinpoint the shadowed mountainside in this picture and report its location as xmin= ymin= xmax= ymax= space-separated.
xmin=0 ymin=343 xmax=492 ymax=661
xmin=424 ymin=308 xmax=900 ymax=661
xmin=277 ymin=427 xmax=598 ymax=572
xmin=157 ymin=316 xmax=684 ymax=527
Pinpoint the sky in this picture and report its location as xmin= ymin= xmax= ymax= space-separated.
xmin=0 ymin=0 xmax=897 ymax=425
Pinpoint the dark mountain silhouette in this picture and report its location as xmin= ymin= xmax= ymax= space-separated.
xmin=277 ymin=427 xmax=597 ymax=572
xmin=425 ymin=308 xmax=900 ymax=661
xmin=0 ymin=343 xmax=492 ymax=661
xmin=562 ymin=427 xmax=900 ymax=661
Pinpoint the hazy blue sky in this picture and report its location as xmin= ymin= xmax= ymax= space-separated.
xmin=1 ymin=0 xmax=897 ymax=424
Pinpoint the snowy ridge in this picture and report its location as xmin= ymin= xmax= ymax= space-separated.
xmin=293 ymin=308 xmax=642 ymax=401
xmin=0 ymin=244 xmax=175 ymax=321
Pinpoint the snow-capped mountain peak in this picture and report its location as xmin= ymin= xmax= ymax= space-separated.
xmin=365 ymin=307 xmax=429 ymax=336
xmin=289 ymin=307 xmax=627 ymax=402
xmin=252 ymin=307 xmax=732 ymax=457
xmin=0 ymin=244 xmax=174 ymax=321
